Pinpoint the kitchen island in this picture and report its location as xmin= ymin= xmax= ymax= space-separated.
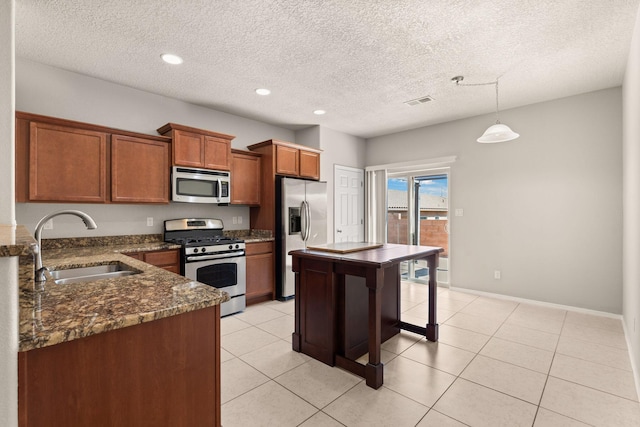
xmin=2 ymin=229 xmax=228 ymax=427
xmin=290 ymin=243 xmax=443 ymax=389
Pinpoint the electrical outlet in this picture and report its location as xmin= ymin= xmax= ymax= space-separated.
xmin=44 ymin=219 xmax=53 ymax=230
xmin=232 ymin=216 xmax=237 ymax=224
xmin=455 ymin=208 xmax=464 ymax=217
xmin=494 ymin=270 xmax=501 ymax=279
xmin=238 ymin=216 xmax=243 ymax=224
xmin=146 ymin=217 xmax=153 ymax=227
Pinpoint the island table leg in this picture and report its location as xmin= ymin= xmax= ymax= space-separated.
xmin=365 ymin=268 xmax=384 ymax=389
xmin=426 ymin=253 xmax=439 ymax=342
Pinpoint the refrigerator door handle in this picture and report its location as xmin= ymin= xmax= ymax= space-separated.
xmin=300 ymin=201 xmax=308 ymax=241
xmin=301 ymin=200 xmax=311 ymax=241
xmin=305 ymin=200 xmax=311 ymax=241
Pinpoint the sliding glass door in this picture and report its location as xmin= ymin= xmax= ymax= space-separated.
xmin=387 ymin=172 xmax=449 ymax=284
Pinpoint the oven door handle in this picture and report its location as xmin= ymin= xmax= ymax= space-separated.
xmin=186 ymin=251 xmax=245 ymax=262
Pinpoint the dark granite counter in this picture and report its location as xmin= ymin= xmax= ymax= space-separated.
xmin=7 ymin=231 xmax=229 ymax=352
xmin=0 ymin=224 xmax=38 ymax=257
xmin=225 ymin=229 xmax=274 ymax=243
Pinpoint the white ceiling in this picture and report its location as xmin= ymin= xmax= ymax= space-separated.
xmin=15 ymin=0 xmax=640 ymax=139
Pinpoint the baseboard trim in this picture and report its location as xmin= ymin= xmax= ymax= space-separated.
xmin=447 ymin=285 xmax=622 ymax=319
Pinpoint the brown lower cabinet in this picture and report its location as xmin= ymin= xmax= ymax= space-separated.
xmin=124 ymin=248 xmax=180 ymax=274
xmin=246 ymin=241 xmax=274 ymax=305
xmin=18 ymin=305 xmax=221 ymax=427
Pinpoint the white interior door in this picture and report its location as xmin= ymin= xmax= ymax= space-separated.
xmin=334 ymin=165 xmax=364 ymax=242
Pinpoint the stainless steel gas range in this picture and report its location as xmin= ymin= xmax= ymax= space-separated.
xmin=164 ymin=218 xmax=246 ymax=316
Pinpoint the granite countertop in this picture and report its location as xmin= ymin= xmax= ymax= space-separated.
xmin=243 ymin=236 xmax=275 ymax=243
xmin=0 ymin=224 xmax=38 ymax=257
xmin=10 ymin=232 xmax=231 ymax=352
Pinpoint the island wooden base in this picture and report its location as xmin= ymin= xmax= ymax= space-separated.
xmin=291 ymin=244 xmax=441 ymax=389
xmin=18 ymin=306 xmax=221 ymax=427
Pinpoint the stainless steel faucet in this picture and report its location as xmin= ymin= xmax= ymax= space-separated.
xmin=34 ymin=210 xmax=98 ymax=282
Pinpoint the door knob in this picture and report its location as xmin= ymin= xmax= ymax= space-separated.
xmin=337 ymin=229 xmax=342 ymax=233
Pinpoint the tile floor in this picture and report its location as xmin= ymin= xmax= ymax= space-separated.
xmin=220 ymin=283 xmax=640 ymax=426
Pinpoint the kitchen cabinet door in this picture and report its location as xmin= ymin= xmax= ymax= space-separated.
xmin=275 ymin=144 xmax=299 ymax=176
xmin=111 ymin=134 xmax=170 ymax=203
xmin=28 ymin=122 xmax=108 ymax=202
xmin=230 ymin=149 xmax=261 ymax=205
xmin=204 ymin=136 xmax=231 ymax=171
xmin=245 ymin=241 xmax=274 ymax=304
xmin=299 ymin=149 xmax=320 ymax=180
xmin=173 ymin=129 xmax=205 ymax=168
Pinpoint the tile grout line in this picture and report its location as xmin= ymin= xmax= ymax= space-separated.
xmin=527 ymin=308 xmax=566 ymax=427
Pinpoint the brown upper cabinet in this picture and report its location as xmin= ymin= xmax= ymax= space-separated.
xmin=25 ymin=121 xmax=109 ymax=203
xmin=247 ymin=139 xmax=322 ymax=232
xmin=157 ymin=123 xmax=234 ymax=171
xmin=111 ymin=135 xmax=170 ymax=203
xmin=230 ymin=149 xmax=261 ymax=206
xmin=248 ymin=139 xmax=321 ymax=181
xmin=15 ymin=112 xmax=171 ymax=204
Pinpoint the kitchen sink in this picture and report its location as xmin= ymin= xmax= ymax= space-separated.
xmin=50 ymin=263 xmax=142 ymax=285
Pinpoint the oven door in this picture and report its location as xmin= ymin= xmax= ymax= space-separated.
xmin=184 ymin=255 xmax=246 ymax=316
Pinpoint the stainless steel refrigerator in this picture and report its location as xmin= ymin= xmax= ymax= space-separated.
xmin=275 ymin=176 xmax=327 ymax=299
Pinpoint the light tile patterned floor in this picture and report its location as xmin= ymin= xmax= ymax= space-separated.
xmin=220 ymin=284 xmax=640 ymax=427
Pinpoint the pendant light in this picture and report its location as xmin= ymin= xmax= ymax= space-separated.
xmin=452 ymin=75 xmax=519 ymax=143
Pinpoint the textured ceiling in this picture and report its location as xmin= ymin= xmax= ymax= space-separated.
xmin=15 ymin=0 xmax=640 ymax=139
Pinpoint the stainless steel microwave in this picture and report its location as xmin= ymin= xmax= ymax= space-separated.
xmin=172 ymin=166 xmax=231 ymax=204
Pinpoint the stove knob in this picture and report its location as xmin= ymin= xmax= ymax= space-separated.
xmin=235 ymin=244 xmax=239 ymax=249
xmin=201 ymin=247 xmax=206 ymax=253
xmin=228 ymin=245 xmax=233 ymax=250
xmin=193 ymin=248 xmax=199 ymax=253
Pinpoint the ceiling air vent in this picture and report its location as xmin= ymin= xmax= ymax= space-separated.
xmin=404 ymin=95 xmax=434 ymax=106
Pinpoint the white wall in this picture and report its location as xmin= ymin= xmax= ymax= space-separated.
xmin=623 ymin=2 xmax=640 ymax=400
xmin=15 ymin=59 xmax=298 ymax=235
xmin=367 ymin=88 xmax=623 ymax=313
xmin=295 ymin=125 xmax=366 ymax=243
xmin=295 ymin=126 xmax=320 ymax=150
xmin=0 ymin=0 xmax=18 ymax=424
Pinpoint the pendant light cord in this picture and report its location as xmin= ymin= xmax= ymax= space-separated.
xmin=453 ymin=76 xmax=501 ymax=123
xmin=495 ymin=80 xmax=500 ymax=124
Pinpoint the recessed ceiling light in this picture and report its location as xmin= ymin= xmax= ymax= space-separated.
xmin=255 ymin=88 xmax=271 ymax=96
xmin=161 ymin=53 xmax=183 ymax=65
xmin=313 ymin=110 xmax=326 ymax=115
